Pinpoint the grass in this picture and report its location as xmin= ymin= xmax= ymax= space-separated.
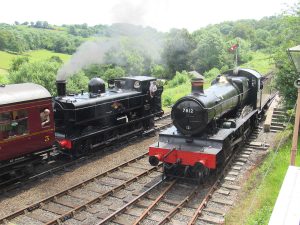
xmin=0 ymin=50 xmax=71 ymax=78
xmin=240 ymin=51 xmax=274 ymax=75
xmin=0 ymin=51 xmax=19 ymax=70
xmin=24 ymin=49 xmax=71 ymax=62
xmin=225 ymin=129 xmax=300 ymax=225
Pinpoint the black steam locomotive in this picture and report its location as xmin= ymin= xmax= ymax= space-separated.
xmin=149 ymin=68 xmax=274 ymax=181
xmin=0 ymin=75 xmax=163 ymax=186
xmin=54 ymin=76 xmax=163 ymax=156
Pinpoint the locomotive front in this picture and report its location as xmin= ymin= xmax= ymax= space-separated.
xmin=172 ymin=75 xmax=249 ymax=135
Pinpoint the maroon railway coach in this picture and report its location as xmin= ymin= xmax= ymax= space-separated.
xmin=0 ymin=83 xmax=55 ymax=161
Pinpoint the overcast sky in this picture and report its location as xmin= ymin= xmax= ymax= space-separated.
xmin=1 ymin=0 xmax=297 ymax=32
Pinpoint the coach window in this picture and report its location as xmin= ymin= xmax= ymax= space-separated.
xmin=0 ymin=112 xmax=11 ymax=140
xmin=0 ymin=110 xmax=28 ymax=139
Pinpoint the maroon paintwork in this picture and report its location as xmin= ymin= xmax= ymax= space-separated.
xmin=0 ymin=84 xmax=55 ymax=161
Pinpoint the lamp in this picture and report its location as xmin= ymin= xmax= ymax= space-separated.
xmin=287 ymin=45 xmax=300 ymax=166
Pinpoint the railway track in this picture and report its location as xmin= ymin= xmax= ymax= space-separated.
xmin=0 ymin=116 xmax=272 ymax=225
xmin=86 ymin=127 xmax=269 ymax=225
xmin=0 ymin=114 xmax=172 ymax=194
xmin=0 ymin=153 xmax=163 ymax=224
xmin=187 ymin=127 xmax=269 ymax=225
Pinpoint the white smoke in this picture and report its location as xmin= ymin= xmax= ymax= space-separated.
xmin=57 ymin=0 xmax=164 ymax=80
xmin=57 ymin=24 xmax=164 ymax=80
xmin=56 ymin=39 xmax=121 ymax=80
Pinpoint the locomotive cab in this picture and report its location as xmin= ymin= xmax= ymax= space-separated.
xmin=54 ymin=76 xmax=163 ymax=154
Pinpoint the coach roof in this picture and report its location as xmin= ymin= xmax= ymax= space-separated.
xmin=0 ymin=83 xmax=51 ymax=105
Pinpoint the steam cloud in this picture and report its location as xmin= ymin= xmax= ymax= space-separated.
xmin=57 ymin=39 xmax=121 ymax=80
xmin=57 ymin=0 xmax=163 ymax=81
xmin=57 ymin=24 xmax=163 ymax=81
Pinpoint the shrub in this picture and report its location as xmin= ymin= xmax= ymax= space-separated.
xmin=167 ymin=71 xmax=190 ymax=88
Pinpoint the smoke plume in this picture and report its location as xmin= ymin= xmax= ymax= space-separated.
xmin=57 ymin=39 xmax=121 ymax=80
xmin=57 ymin=23 xmax=163 ymax=80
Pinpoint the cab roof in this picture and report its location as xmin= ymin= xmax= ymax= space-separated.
xmin=0 ymin=83 xmax=51 ymax=105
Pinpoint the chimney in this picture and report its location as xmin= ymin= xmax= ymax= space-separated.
xmin=56 ymin=80 xmax=67 ymax=97
xmin=191 ymin=78 xmax=204 ymax=94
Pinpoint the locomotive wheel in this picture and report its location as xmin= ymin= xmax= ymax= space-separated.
xmin=193 ymin=163 xmax=210 ymax=183
xmin=196 ymin=171 xmax=204 ymax=184
xmin=163 ymin=163 xmax=175 ymax=180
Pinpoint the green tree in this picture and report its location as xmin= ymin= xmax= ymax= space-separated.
xmin=49 ymin=56 xmax=63 ymax=64
xmin=9 ymin=57 xmax=29 ymax=72
xmin=103 ymin=66 xmax=125 ymax=80
xmin=253 ymin=29 xmax=271 ymax=50
xmin=162 ymin=29 xmax=195 ymax=75
xmin=9 ymin=60 xmax=61 ymax=95
xmin=67 ymin=71 xmax=89 ymax=93
xmin=273 ymin=1 xmax=300 ymax=108
xmin=83 ymin=64 xmax=109 ymax=79
xmin=150 ymin=64 xmax=168 ymax=79
xmin=0 ymin=30 xmax=10 ymax=50
xmin=190 ymin=29 xmax=226 ymax=72
xmin=230 ymin=21 xmax=255 ymax=40
xmin=204 ymin=67 xmax=220 ymax=80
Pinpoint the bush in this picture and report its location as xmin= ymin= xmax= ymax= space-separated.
xmin=163 ymin=95 xmax=172 ymax=107
xmin=9 ymin=60 xmax=60 ymax=95
xmin=0 ymin=73 xmax=8 ymax=84
xmin=167 ymin=71 xmax=190 ymax=88
xmin=204 ymin=67 xmax=220 ymax=80
xmin=67 ymin=71 xmax=89 ymax=93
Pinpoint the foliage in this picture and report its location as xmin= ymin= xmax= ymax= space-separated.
xmin=274 ymin=51 xmax=298 ymax=108
xmin=204 ymin=67 xmax=220 ymax=80
xmin=240 ymin=51 xmax=274 ymax=75
xmin=229 ymin=20 xmax=256 ymax=40
xmin=8 ymin=60 xmax=60 ymax=95
xmin=9 ymin=56 xmax=29 ymax=72
xmin=190 ymin=28 xmax=226 ymax=72
xmin=103 ymin=66 xmax=125 ymax=80
xmin=8 ymin=58 xmax=91 ymax=96
xmin=162 ymin=29 xmax=195 ymax=75
xmin=0 ymin=24 xmax=83 ymax=54
xmin=66 ymin=71 xmax=89 ymax=93
xmin=0 ymin=73 xmax=8 ymax=84
xmin=162 ymin=81 xmax=191 ymax=107
xmin=150 ymin=64 xmax=168 ymax=79
xmin=83 ymin=64 xmax=109 ymax=80
xmin=272 ymin=2 xmax=300 ymax=108
xmin=166 ymin=71 xmax=190 ymax=88
xmin=103 ymin=36 xmax=155 ymax=76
